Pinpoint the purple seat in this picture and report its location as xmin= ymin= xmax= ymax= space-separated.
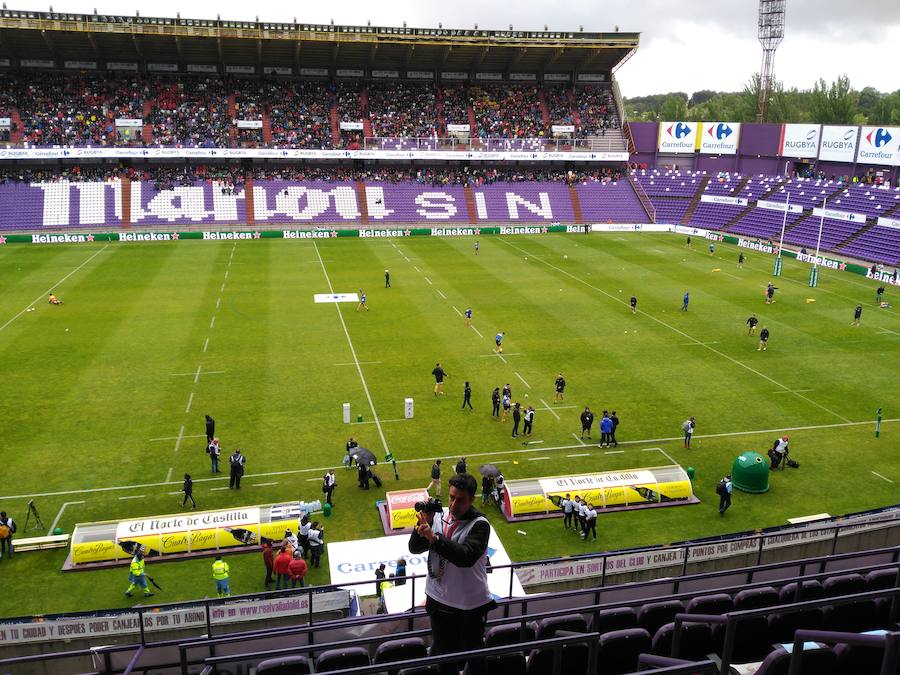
xmin=374 ymin=637 xmax=428 ymax=675
xmin=714 ymin=616 xmax=771 ymax=663
xmin=466 ymin=653 xmax=526 ymax=675
xmin=778 ymin=580 xmax=824 ymax=603
xmin=255 ymin=654 xmax=311 ymax=674
xmin=315 ymin=646 xmax=370 ymax=672
xmin=686 ymin=593 xmax=733 ymax=616
xmin=533 ymin=614 xmax=588 ymax=640
xmin=733 ymin=586 xmax=779 ymax=611
xmin=526 ymin=642 xmax=589 ymax=675
xmin=596 ymin=628 xmax=651 ymax=675
xmin=651 ymin=621 xmax=715 ymax=660
xmin=636 ymin=600 xmax=684 ymax=636
xmin=768 ymin=606 xmax=824 ymax=643
xmin=833 ymin=642 xmax=897 ymax=674
xmin=590 ymin=607 xmax=636 ymax=636
xmin=822 ymin=574 xmax=866 ymax=597
xmin=755 ymin=644 xmax=838 ymax=674
xmin=866 ymin=568 xmax=899 ymax=590
xmin=485 ymin=622 xmax=536 ymax=646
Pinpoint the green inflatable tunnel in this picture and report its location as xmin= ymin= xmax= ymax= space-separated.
xmin=732 ymin=451 xmax=770 ymax=493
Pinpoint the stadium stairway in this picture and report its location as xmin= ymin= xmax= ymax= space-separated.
xmin=467 ymin=105 xmax=478 ymax=145
xmin=730 ymin=175 xmax=751 ymax=197
xmin=227 ymin=94 xmax=237 ymax=145
xmin=680 ymin=176 xmax=710 ymax=225
xmin=261 ymin=112 xmax=273 ymax=145
xmin=141 ymin=100 xmax=153 ymax=145
xmin=463 ymin=185 xmax=477 ymax=223
xmin=720 ymin=179 xmax=787 ymax=232
xmin=779 ymin=182 xmax=848 ymax=242
xmin=435 ymin=88 xmax=447 ymax=138
xmin=244 ymin=177 xmax=255 ymax=225
xmin=360 ymin=87 xmax=373 ymax=139
xmin=569 ymin=184 xmax=584 ymax=224
xmin=568 ymin=88 xmax=583 ymax=128
xmin=538 ymin=89 xmax=551 ymax=127
xmin=355 ymin=181 xmax=369 ymax=224
xmin=120 ymin=175 xmax=131 ymax=227
xmin=330 ymin=104 xmax=341 ymax=147
xmin=10 ymin=108 xmax=22 ymax=143
xmin=627 ymin=173 xmax=657 ymax=222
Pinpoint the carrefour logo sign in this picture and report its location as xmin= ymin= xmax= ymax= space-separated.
xmin=708 ymin=123 xmax=733 ymax=140
xmin=866 ymin=128 xmax=893 ymax=148
xmin=667 ymin=122 xmax=692 ymax=139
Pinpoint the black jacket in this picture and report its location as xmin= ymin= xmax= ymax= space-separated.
xmin=455 ymin=460 xmax=467 ymax=475
xmin=581 ymin=411 xmax=594 ymax=427
xmin=408 ymin=506 xmax=490 ymax=568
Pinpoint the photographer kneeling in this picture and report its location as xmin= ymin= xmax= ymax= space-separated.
xmin=409 ymin=473 xmax=495 ymax=675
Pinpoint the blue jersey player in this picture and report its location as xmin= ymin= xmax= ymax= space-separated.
xmin=465 ymin=307 xmax=472 ymax=327
xmin=495 ymin=331 xmax=505 ymax=353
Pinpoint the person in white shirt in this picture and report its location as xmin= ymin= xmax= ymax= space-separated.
xmin=581 ymin=504 xmax=597 ymax=541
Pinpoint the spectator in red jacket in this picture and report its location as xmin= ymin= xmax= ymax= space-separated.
xmin=262 ymin=541 xmax=275 ymax=589
xmin=273 ymin=545 xmax=292 ymax=591
xmin=288 ymin=550 xmax=308 ymax=588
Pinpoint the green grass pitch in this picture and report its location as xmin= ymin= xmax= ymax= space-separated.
xmin=0 ymin=232 xmax=897 ymax=617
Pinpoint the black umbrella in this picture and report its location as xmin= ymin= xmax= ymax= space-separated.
xmin=353 ymin=447 xmax=377 ymax=467
xmin=479 ymin=464 xmax=501 ymax=478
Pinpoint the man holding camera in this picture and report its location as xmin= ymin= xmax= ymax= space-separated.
xmin=409 ymin=474 xmax=494 ymax=675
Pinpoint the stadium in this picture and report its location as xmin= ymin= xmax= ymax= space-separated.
xmin=0 ymin=1 xmax=898 ymax=673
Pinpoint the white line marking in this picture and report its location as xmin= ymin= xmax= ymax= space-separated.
xmin=499 ymin=239 xmax=851 ymax=423
xmin=165 ymin=467 xmax=173 ymax=483
xmin=306 ymin=477 xmax=324 ymax=482
xmin=210 ymin=486 xmax=230 ymax=491
xmin=514 ymin=371 xmax=531 ymax=389
xmin=425 ymin=276 xmax=433 ymax=285
xmin=528 ymin=457 xmax=551 ymax=461
xmin=604 ymin=450 xmax=625 ymax=455
xmin=572 ymin=433 xmax=586 ymax=445
xmin=478 ymin=352 xmax=521 ymax=357
xmin=193 ymin=365 xmax=202 ymax=384
xmin=10 ymin=418 xmax=899 ymax=501
xmin=679 ymin=341 xmax=720 ymax=346
xmin=404 ymin=257 xmax=410 ymax=263
xmin=209 ymin=316 xmax=216 ymax=329
xmin=491 ymin=460 xmax=510 ymax=464
xmin=723 ymin=272 xmax=741 ymax=280
xmin=0 ymin=245 xmax=109 ymax=334
xmin=333 ymin=361 xmax=382 ymax=367
xmin=119 ymin=495 xmax=145 ymax=500
xmin=250 ymin=482 xmax=279 ymax=487
xmin=314 ymin=242 xmax=391 ymax=457
xmin=540 ymin=399 xmax=560 ymax=420
xmin=149 ymin=434 xmax=206 ymax=442
xmin=642 ymin=448 xmax=659 ymax=452
xmin=437 ymin=289 xmax=447 ymax=299
xmin=168 ymin=491 xmax=182 ymax=495
xmin=185 ymin=393 xmax=194 ymax=414
xmin=496 ymin=351 xmax=506 ymax=363
xmin=452 ymin=306 xmax=463 ymax=317
xmin=877 ymin=327 xmax=900 ymax=337
xmin=872 ymin=471 xmax=894 ymax=483
xmin=171 ymin=370 xmax=226 ymax=378
xmin=216 ymin=297 xmax=221 ymax=309
xmin=472 ymin=326 xmax=484 ymax=338
xmin=224 ymin=270 xmax=229 ymax=280
xmin=351 ymin=418 xmax=408 ymax=425
xmin=772 ymin=389 xmax=814 ymax=394
xmin=567 ymin=453 xmax=590 ymax=458
xmin=48 ymin=500 xmax=84 ymax=536
xmin=174 ymin=425 xmax=185 ymax=453
xmin=413 ymin=265 xmax=421 ymax=273
xmin=202 ymin=337 xmax=209 ymax=353
xmin=220 ymin=283 xmax=225 ymax=293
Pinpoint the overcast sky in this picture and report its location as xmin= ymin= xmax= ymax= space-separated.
xmin=15 ymin=0 xmax=900 ymax=96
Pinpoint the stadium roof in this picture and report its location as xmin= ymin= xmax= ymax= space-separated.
xmin=0 ymin=9 xmax=639 ymax=75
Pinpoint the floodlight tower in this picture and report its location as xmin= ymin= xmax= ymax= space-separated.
xmin=756 ymin=0 xmax=785 ymax=123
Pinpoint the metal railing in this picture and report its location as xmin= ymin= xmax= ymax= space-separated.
xmin=359 ymin=136 xmax=627 ymax=153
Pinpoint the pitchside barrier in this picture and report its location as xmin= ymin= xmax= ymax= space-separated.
xmin=2 ymin=224 xmax=893 ymax=286
xmin=67 ymin=500 xmax=321 ymax=569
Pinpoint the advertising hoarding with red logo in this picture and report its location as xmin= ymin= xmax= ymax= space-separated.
xmin=386 ymin=488 xmax=430 ymax=530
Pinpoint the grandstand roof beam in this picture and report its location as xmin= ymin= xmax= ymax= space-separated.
xmin=294 ymin=41 xmax=301 ymax=71
xmin=576 ymin=48 xmax=605 ymax=73
xmin=216 ymin=36 xmax=223 ymax=64
xmin=331 ymin=42 xmax=340 ymax=66
xmin=257 ymin=38 xmax=262 ymax=65
xmin=40 ymin=29 xmax=58 ymax=61
xmin=401 ymin=44 xmax=415 ymax=70
xmin=439 ymin=45 xmax=452 ymax=68
xmin=131 ymin=34 xmax=144 ymax=60
xmin=87 ymin=32 xmax=102 ymax=60
xmin=505 ymin=47 xmax=527 ymax=73
xmin=368 ymin=42 xmax=378 ymax=68
xmin=472 ymin=46 xmax=489 ymax=71
xmin=174 ymin=36 xmax=184 ymax=62
xmin=542 ymin=47 xmax=566 ymax=71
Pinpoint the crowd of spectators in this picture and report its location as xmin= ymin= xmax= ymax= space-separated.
xmin=575 ymin=85 xmax=619 ymax=137
xmin=544 ymin=85 xmax=575 ymax=126
xmin=469 ymin=84 xmax=546 ymax=139
xmin=367 ymin=82 xmax=436 ymax=138
xmin=148 ymin=77 xmax=231 ymax=148
xmin=0 ymin=75 xmax=623 ymax=147
xmin=0 ymin=163 xmax=624 ymax=187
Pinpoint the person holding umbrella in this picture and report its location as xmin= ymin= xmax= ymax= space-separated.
xmin=352 ymin=448 xmax=378 ymax=489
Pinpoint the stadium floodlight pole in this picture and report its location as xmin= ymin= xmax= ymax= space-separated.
xmin=773 ymin=191 xmax=789 ymax=276
xmin=809 ymin=195 xmax=826 ymax=288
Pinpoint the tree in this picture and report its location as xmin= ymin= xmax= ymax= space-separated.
xmin=809 ymin=75 xmax=857 ymax=124
xmin=658 ymin=94 xmax=688 ymax=121
xmin=689 ymin=89 xmax=718 ymax=107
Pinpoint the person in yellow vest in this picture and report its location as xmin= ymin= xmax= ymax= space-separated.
xmin=212 ymin=555 xmax=230 ymax=597
xmin=125 ymin=552 xmax=154 ymax=598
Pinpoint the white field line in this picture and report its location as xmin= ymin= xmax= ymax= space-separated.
xmin=722 ymin=272 xmax=741 ymax=280
xmin=210 ymin=487 xmax=230 ymax=491
xmin=567 ymin=453 xmax=590 ymax=457
xmin=149 ymin=433 xmax=206 ymax=443
xmin=193 ymin=365 xmax=202 ymax=384
xmin=540 ymin=399 xmax=560 ymax=420
xmin=170 ymin=370 xmax=225 ymax=378
xmin=250 ymin=482 xmax=279 ymax=487
xmin=165 ymin=467 xmax=173 ymax=483
xmin=604 ymin=450 xmax=625 ymax=455
xmin=528 ymin=457 xmax=551 ymax=461
xmin=314 ymin=241 xmax=391 ymax=457
xmin=772 ymin=389 xmax=814 ymax=394
xmin=119 ymin=495 xmax=145 ymax=500
xmin=209 ymin=315 xmax=216 ymax=329
xmin=333 ymin=361 xmax=382 ymax=367
xmin=185 ymin=393 xmax=194 ymax=414
xmin=7 ymin=418 xmax=898 ymax=501
xmin=478 ymin=352 xmax=522 ymax=357
xmin=202 ymin=337 xmax=209 ymax=353
xmin=0 ymin=244 xmax=110 ymax=334
xmin=877 ymin=327 xmax=900 ymax=337
xmin=653 ymin=447 xmax=679 ymax=465
xmin=220 ymin=283 xmax=225 ymax=293
xmin=679 ymin=341 xmax=720 ymax=346
xmin=425 ymin=277 xmax=433 ymax=285
xmin=216 ymin=297 xmax=221 ymax=309
xmin=413 ymin=266 xmax=421 ymax=273
xmin=351 ymin=418 xmax=408 ymax=425
xmin=167 ymin=491 xmax=182 ymax=496
xmin=224 ymin=270 xmax=229 ymax=280
xmin=496 ymin=352 xmax=507 ymax=363
xmin=571 ymin=433 xmax=586 ymax=446
xmin=871 ymin=471 xmax=894 ymax=483
xmin=437 ymin=290 xmax=447 ymax=299
xmin=471 ymin=326 xmax=484 ymax=338
xmin=47 ymin=500 xmax=85 ymax=536
xmin=452 ymin=306 xmax=463 ymax=317
xmin=499 ymin=239 xmax=850 ymax=423
xmin=514 ymin=371 xmax=532 ymax=389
